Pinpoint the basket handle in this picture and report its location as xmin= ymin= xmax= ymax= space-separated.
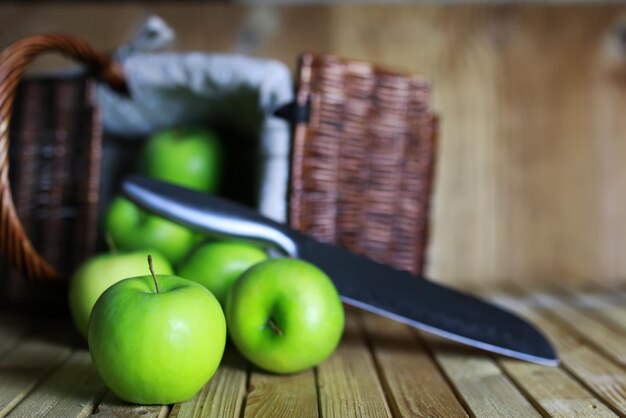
xmin=0 ymin=34 xmax=127 ymax=281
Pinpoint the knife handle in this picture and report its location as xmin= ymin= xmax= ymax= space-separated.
xmin=122 ymin=176 xmax=299 ymax=257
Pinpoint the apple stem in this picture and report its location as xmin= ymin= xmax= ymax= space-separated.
xmin=147 ymin=255 xmax=161 ymax=294
xmin=267 ymin=318 xmax=283 ymax=337
xmin=105 ymin=232 xmax=118 ymax=254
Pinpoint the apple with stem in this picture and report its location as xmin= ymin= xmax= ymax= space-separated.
xmin=68 ymin=251 xmax=173 ymax=337
xmin=225 ymin=258 xmax=344 ymax=374
xmin=88 ymin=256 xmax=226 ymax=404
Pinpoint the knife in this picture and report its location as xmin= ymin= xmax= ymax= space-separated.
xmin=122 ymin=175 xmax=558 ymax=366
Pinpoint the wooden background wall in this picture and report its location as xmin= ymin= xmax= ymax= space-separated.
xmin=1 ymin=3 xmax=626 ymax=287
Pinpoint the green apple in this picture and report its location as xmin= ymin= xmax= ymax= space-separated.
xmin=225 ymin=258 xmax=344 ymax=374
xmin=140 ymin=126 xmax=222 ymax=193
xmin=88 ymin=257 xmax=226 ymax=404
xmin=68 ymin=251 xmax=173 ymax=338
xmin=178 ymin=241 xmax=268 ymax=306
xmin=105 ymin=196 xmax=196 ymax=265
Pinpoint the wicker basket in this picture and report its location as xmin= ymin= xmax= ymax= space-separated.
xmin=289 ymin=53 xmax=437 ymax=275
xmin=0 ymin=34 xmax=125 ymax=305
xmin=0 ymin=36 xmax=436 ymax=307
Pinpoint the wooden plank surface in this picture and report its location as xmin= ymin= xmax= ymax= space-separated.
xmin=498 ymin=359 xmax=618 ymax=417
xmin=316 ymin=310 xmax=392 ymax=418
xmin=4 ymin=285 xmax=626 ymax=417
xmin=244 ymin=368 xmax=317 ymax=418
xmin=427 ymin=340 xmax=542 ymax=418
xmin=558 ymin=285 xmax=626 ymax=334
xmin=93 ymin=392 xmax=169 ymax=418
xmin=6 ymin=350 xmax=105 ymax=418
xmin=0 ymin=315 xmax=34 ymax=356
xmin=530 ymin=291 xmax=626 ymax=366
xmin=0 ymin=322 xmax=74 ymax=417
xmin=169 ymin=350 xmax=247 ymax=418
xmin=361 ymin=312 xmax=469 ymax=418
xmin=488 ymin=291 xmax=626 ymax=416
xmin=327 ymin=4 xmax=626 ymax=286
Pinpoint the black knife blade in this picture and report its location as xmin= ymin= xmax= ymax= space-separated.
xmin=122 ymin=175 xmax=558 ymax=366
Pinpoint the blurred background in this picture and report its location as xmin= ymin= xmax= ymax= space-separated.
xmin=2 ymin=3 xmax=626 ymax=287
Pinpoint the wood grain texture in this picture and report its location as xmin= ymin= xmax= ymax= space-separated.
xmin=2 ymin=4 xmax=626 ymax=285
xmin=244 ymin=368 xmax=317 ymax=418
xmin=532 ymin=292 xmax=626 ymax=366
xmin=6 ymin=350 xmax=105 ymax=418
xmin=316 ymin=310 xmax=392 ymax=418
xmin=427 ymin=338 xmax=542 ymax=417
xmin=499 ymin=359 xmax=618 ymax=417
xmin=0 ymin=323 xmax=74 ymax=417
xmin=93 ymin=391 xmax=168 ymax=418
xmin=488 ymin=291 xmax=626 ymax=416
xmin=361 ymin=312 xmax=469 ymax=417
xmin=170 ymin=350 xmax=247 ymax=418
xmin=3 ymin=286 xmax=626 ymax=417
xmin=558 ymin=285 xmax=626 ymax=334
xmin=328 ymin=4 xmax=626 ymax=286
xmin=0 ymin=315 xmax=34 ymax=356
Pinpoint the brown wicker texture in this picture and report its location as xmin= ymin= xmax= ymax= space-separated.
xmin=289 ymin=53 xmax=438 ymax=275
xmin=0 ymin=34 xmax=126 ymax=281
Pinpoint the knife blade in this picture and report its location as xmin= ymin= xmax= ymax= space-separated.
xmin=122 ymin=175 xmax=558 ymax=366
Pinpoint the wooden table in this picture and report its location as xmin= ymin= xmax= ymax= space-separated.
xmin=1 ymin=284 xmax=625 ymax=417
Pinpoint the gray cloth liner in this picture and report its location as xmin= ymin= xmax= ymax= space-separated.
xmin=97 ymin=52 xmax=293 ymax=222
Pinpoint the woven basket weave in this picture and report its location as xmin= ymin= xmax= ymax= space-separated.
xmin=289 ymin=53 xmax=438 ymax=275
xmin=0 ymin=34 xmax=125 ymax=294
xmin=2 ymin=73 xmax=102 ymax=302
